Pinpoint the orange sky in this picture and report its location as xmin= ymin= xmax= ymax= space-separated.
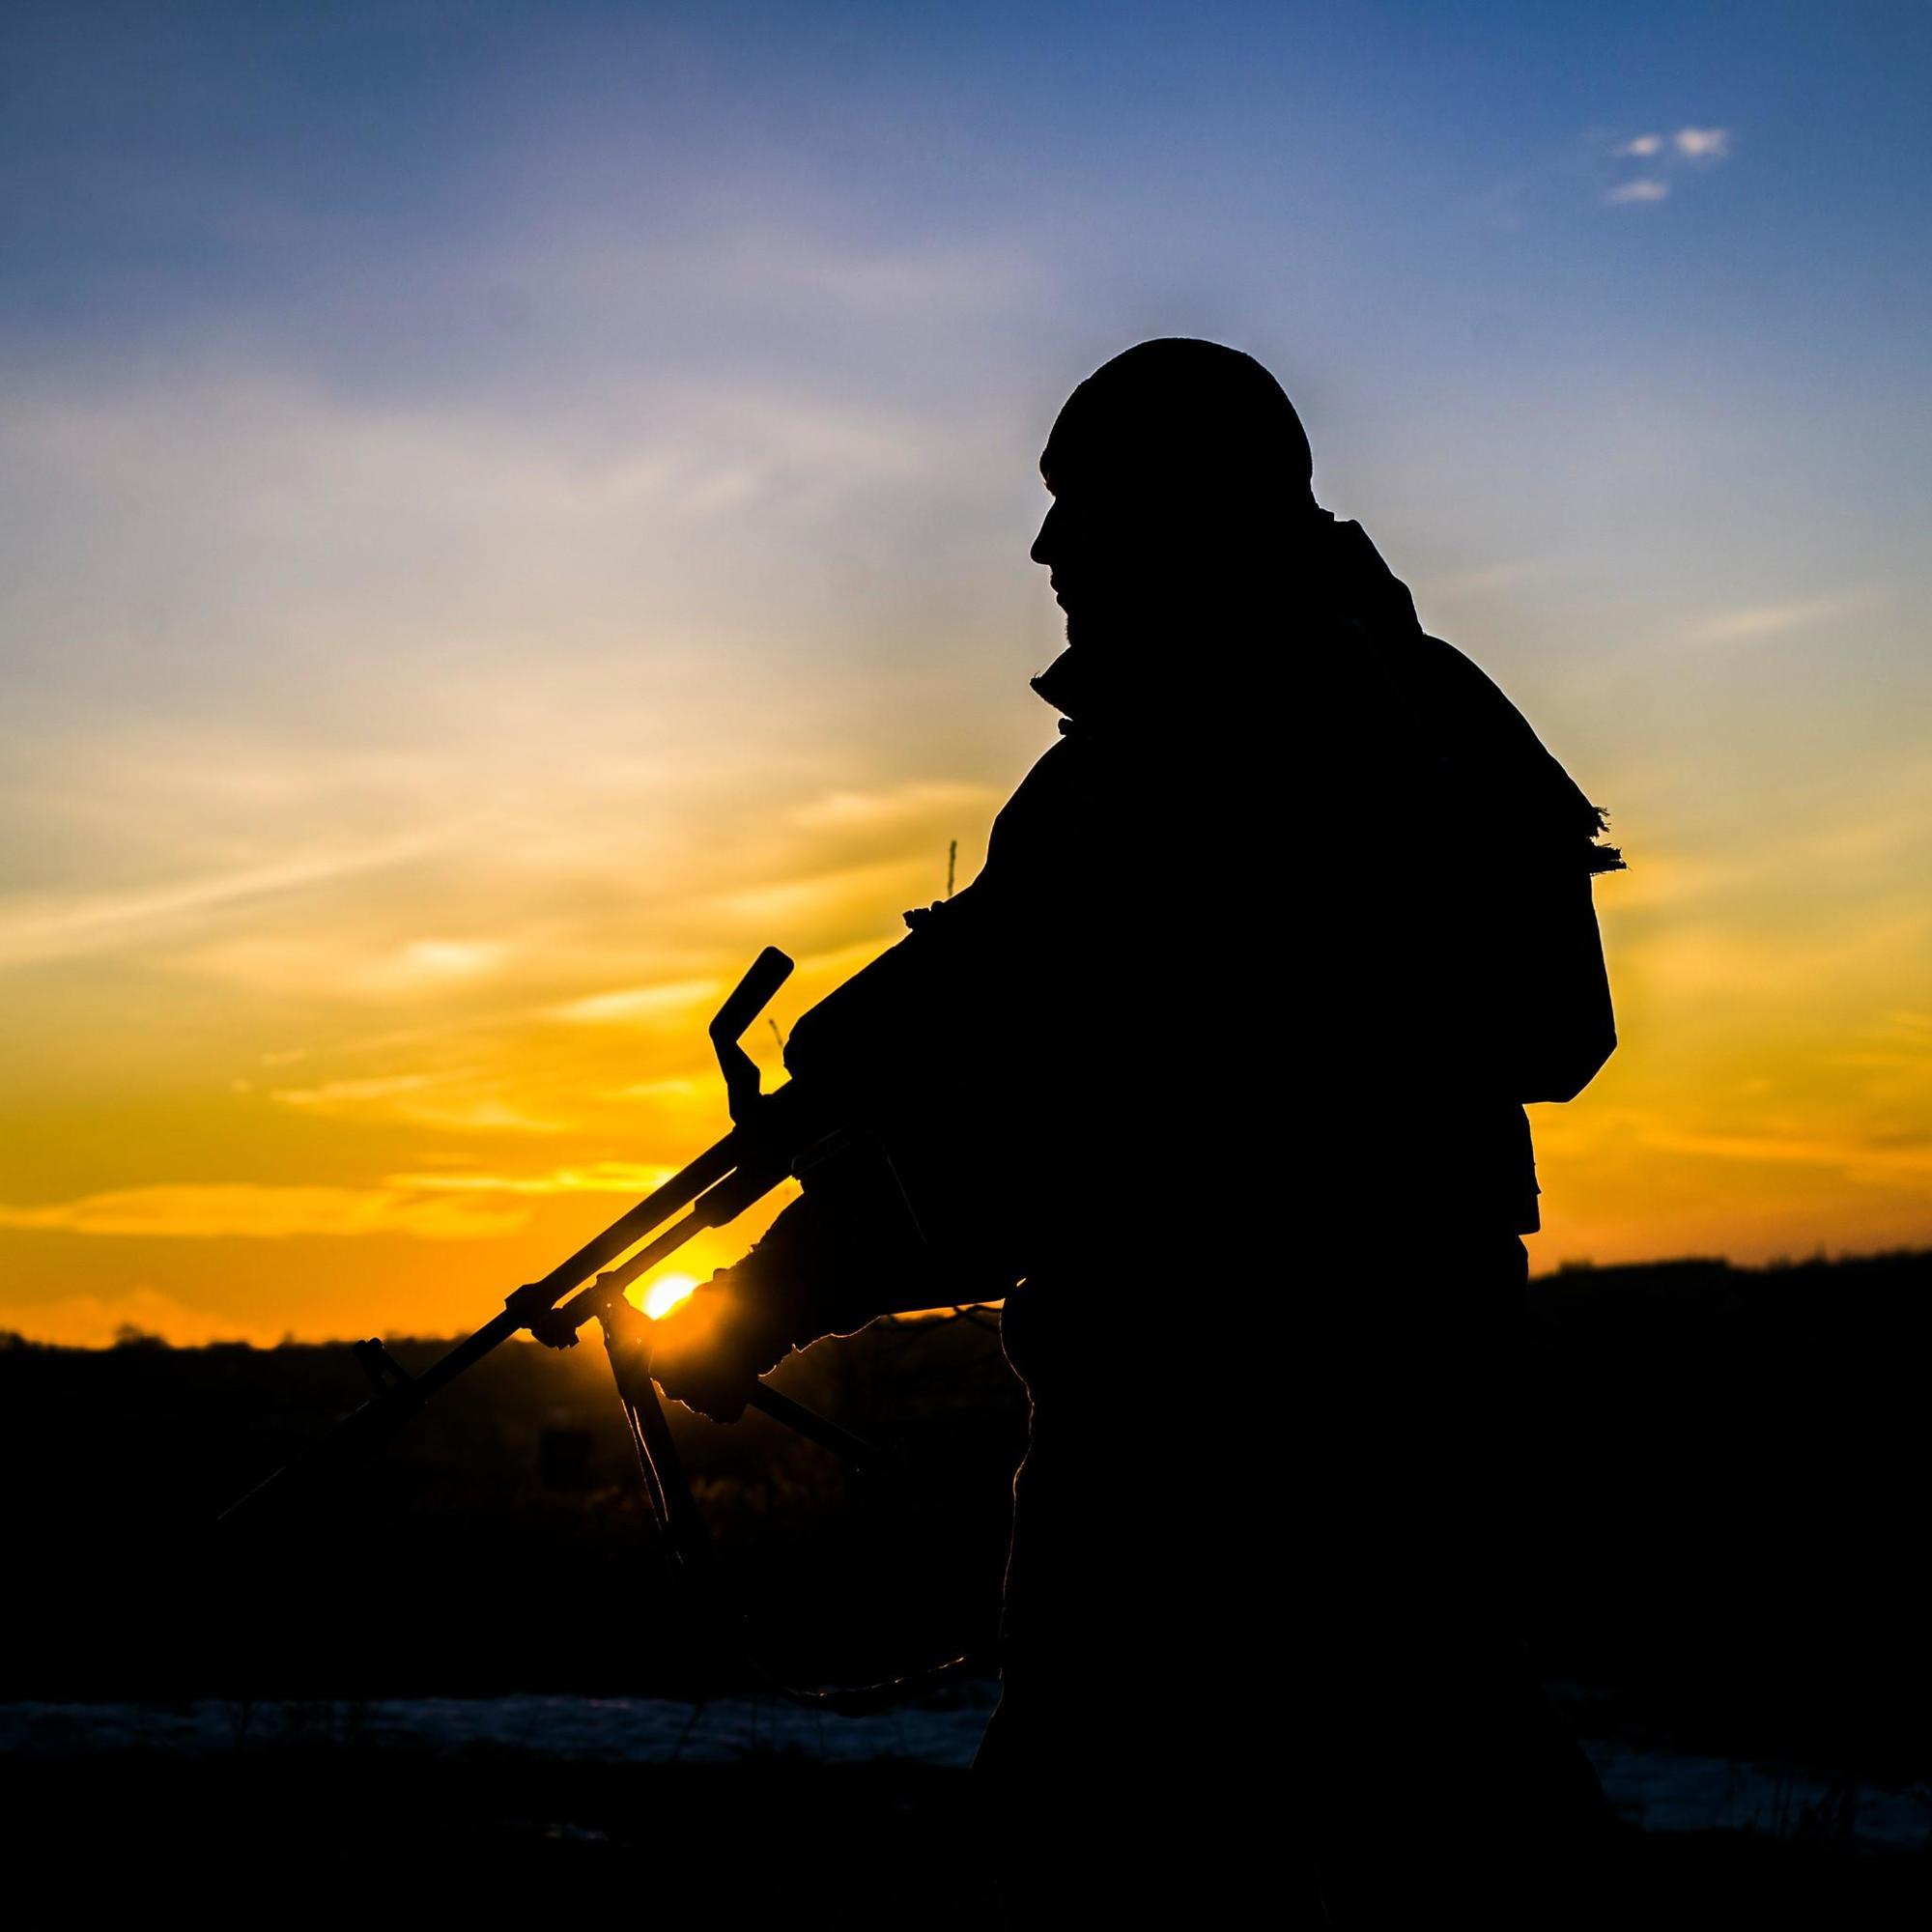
xmin=4 ymin=7 xmax=1929 ymax=1345
xmin=3 ymin=711 xmax=1928 ymax=1348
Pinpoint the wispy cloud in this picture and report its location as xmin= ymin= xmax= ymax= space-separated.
xmin=0 ymin=1184 xmax=531 ymax=1238
xmin=268 ymin=1072 xmax=441 ymax=1106
xmin=1639 ymin=1124 xmax=1932 ymax=1186
xmin=708 ymin=856 xmax=941 ymax=937
xmin=1604 ymin=126 xmax=1731 ymax=205
xmin=1416 ymin=562 xmax=1542 ymax=604
xmin=1613 ymin=128 xmax=1730 ymax=161
xmin=1685 ymin=592 xmax=1869 ymax=644
xmin=269 ymin=1072 xmax=569 ymax=1133
xmin=0 ymin=836 xmax=438 ymax=970
xmin=366 ymin=939 xmax=510 ymax=984
xmin=381 ymin=1161 xmax=677 ymax=1196
xmin=546 ymin=976 xmax=726 ymax=1026
xmin=791 ymin=781 xmax=994 ymax=835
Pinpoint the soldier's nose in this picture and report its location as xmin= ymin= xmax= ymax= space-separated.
xmin=1030 ymin=503 xmax=1060 ymax=566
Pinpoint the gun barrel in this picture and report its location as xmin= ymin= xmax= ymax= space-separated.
xmin=215 ymin=1126 xmax=757 ymax=1532
xmin=513 ymin=1127 xmax=745 ymax=1311
xmin=545 ymin=1148 xmax=795 ymax=1337
xmin=215 ymin=1372 xmax=429 ymax=1528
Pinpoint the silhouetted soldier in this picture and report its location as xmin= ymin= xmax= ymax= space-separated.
xmin=650 ymin=339 xmax=1624 ymax=1924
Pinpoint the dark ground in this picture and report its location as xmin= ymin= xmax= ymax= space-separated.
xmin=3 ymin=1251 xmax=1929 ymax=1921
xmin=9 ymin=1749 xmax=1930 ymax=1927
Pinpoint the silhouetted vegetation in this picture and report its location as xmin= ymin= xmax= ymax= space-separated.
xmin=1 ymin=1250 xmax=1925 ymax=1777
xmin=5 ymin=1253 xmax=1931 ymax=1916
xmin=1521 ymin=1249 xmax=1932 ymax=1782
xmin=1 ymin=1303 xmax=1024 ymax=1701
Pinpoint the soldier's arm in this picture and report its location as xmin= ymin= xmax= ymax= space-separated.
xmin=650 ymin=739 xmax=1094 ymax=1419
xmin=649 ymin=1108 xmax=1014 ymax=1426
xmin=651 ymin=878 xmax=1035 ymax=1421
xmin=1504 ymin=858 xmax=1616 ymax=1103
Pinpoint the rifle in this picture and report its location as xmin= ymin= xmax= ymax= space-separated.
xmin=216 ymin=949 xmax=969 ymax=1700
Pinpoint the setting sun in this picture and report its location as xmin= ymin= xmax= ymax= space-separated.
xmin=636 ymin=1272 xmax=700 ymax=1322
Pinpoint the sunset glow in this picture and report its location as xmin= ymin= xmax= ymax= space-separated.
xmin=1 ymin=6 xmax=1927 ymax=1346
xmin=639 ymin=1273 xmax=702 ymax=1323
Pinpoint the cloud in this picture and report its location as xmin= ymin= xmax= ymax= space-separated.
xmin=546 ymin=976 xmax=725 ymax=1025
xmin=381 ymin=1161 xmax=677 ymax=1196
xmin=269 ymin=1072 xmax=442 ymax=1106
xmin=1603 ymin=125 xmax=1731 ymax=205
xmin=1605 ymin=180 xmax=1670 ymax=206
xmin=167 ymin=934 xmax=438 ymax=1009
xmin=791 ymin=781 xmax=995 ymax=835
xmin=708 ymin=855 xmax=940 ymax=935
xmin=601 ymin=1075 xmax=708 ymax=1104
xmin=0 ymin=1184 xmax=531 ymax=1239
xmin=0 ymin=836 xmax=438 ymax=970
xmin=1415 ymin=562 xmax=1541 ymax=604
xmin=1638 ymin=1125 xmax=1932 ymax=1187
xmin=1685 ymin=593 xmax=1868 ymax=644
xmin=267 ymin=1068 xmax=569 ymax=1132
xmin=405 ymin=1098 xmax=571 ymax=1131
xmin=360 ymin=939 xmax=511 ymax=986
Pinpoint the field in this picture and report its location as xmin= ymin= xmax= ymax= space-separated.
xmin=4 ymin=1253 xmax=1930 ymax=1920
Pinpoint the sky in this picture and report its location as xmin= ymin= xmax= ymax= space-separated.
xmin=2 ymin=0 xmax=1929 ymax=1345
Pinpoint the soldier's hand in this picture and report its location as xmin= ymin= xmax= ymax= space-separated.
xmin=647 ymin=1266 xmax=795 ymax=1424
xmin=529 ymin=1301 xmax=582 ymax=1349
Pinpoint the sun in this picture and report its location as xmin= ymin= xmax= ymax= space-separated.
xmin=634 ymin=1271 xmax=700 ymax=1321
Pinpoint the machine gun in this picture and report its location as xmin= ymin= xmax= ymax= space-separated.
xmin=217 ymin=949 xmax=948 ymax=1699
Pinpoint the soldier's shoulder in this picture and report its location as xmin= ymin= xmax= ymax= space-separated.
xmin=1405 ymin=630 xmax=1549 ymax=757
xmin=1405 ymin=631 xmax=1618 ymax=860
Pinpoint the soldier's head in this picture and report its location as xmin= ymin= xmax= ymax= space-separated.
xmin=1031 ymin=338 xmax=1320 ymax=649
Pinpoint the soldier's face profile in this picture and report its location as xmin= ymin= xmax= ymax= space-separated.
xmin=1031 ymin=468 xmax=1118 ymax=646
xmin=1031 ymin=452 xmax=1218 ymax=648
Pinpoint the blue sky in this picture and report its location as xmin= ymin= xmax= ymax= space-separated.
xmin=3 ymin=1 xmax=1930 ymax=1338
